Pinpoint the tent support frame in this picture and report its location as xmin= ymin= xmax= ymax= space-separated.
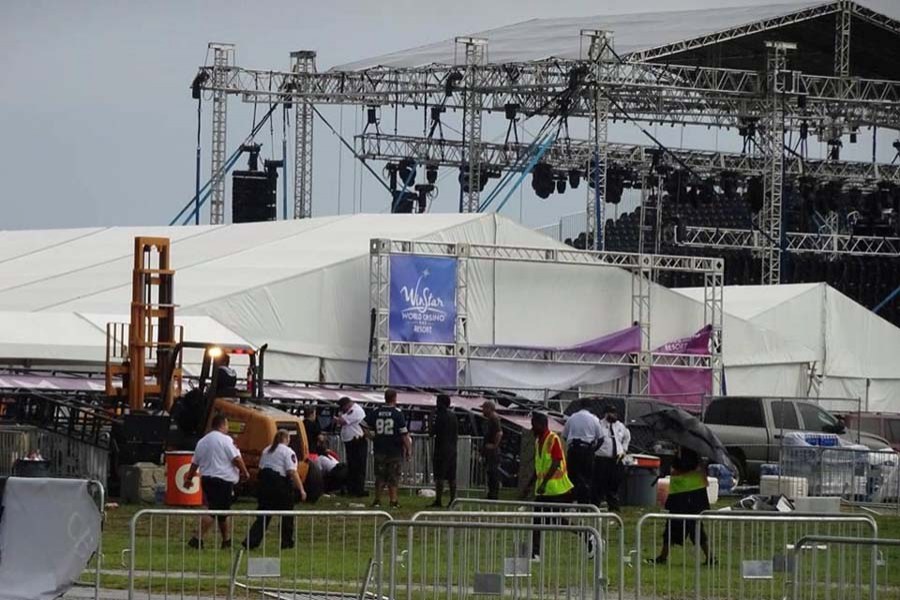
xmin=369 ymin=239 xmax=724 ymax=393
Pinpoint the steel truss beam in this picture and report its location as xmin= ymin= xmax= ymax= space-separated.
xmin=355 ymin=132 xmax=900 ymax=188
xmin=627 ymin=2 xmax=842 ymax=64
xmin=195 ymin=59 xmax=900 ymax=127
xmin=369 ymin=238 xmax=723 ymax=393
xmin=679 ymin=225 xmax=900 ymax=257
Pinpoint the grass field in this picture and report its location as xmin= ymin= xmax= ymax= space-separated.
xmin=94 ymin=491 xmax=900 ymax=599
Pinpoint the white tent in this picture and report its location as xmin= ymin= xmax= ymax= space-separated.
xmin=0 ymin=310 xmax=251 ymax=375
xmin=0 ymin=214 xmax=818 ymax=395
xmin=676 ymin=283 xmax=900 ymax=412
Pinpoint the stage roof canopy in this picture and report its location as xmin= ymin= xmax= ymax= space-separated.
xmin=333 ymin=1 xmax=900 ymax=79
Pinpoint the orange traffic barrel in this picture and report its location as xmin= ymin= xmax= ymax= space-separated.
xmin=165 ymin=451 xmax=203 ymax=506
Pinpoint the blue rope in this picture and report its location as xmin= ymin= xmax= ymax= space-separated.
xmin=478 ymin=131 xmax=554 ymax=212
xmin=873 ymin=285 xmax=900 ymax=314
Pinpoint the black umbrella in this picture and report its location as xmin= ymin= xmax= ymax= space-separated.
xmin=637 ymin=408 xmax=734 ymax=469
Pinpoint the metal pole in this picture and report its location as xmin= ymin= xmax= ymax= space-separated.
xmin=194 ymin=96 xmax=202 ymax=226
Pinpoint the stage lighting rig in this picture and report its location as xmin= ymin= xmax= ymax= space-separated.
xmin=719 ymin=171 xmax=740 ymax=200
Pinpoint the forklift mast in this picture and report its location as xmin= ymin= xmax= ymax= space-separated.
xmin=105 ymin=237 xmax=183 ymax=410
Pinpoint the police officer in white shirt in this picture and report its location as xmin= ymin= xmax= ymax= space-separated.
xmin=592 ymin=405 xmax=630 ymax=511
xmin=563 ymin=407 xmax=603 ymax=504
xmin=184 ymin=414 xmax=250 ymax=549
xmin=335 ymin=397 xmax=368 ymax=497
xmin=244 ymin=430 xmax=307 ymax=550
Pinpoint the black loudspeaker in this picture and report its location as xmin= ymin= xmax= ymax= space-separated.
xmin=232 ymin=169 xmax=277 ymax=223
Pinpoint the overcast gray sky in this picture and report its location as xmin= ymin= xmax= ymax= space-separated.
xmin=2 ymin=0 xmax=896 ymax=231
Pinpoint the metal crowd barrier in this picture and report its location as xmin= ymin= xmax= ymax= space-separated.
xmin=412 ymin=510 xmax=625 ymax=600
xmin=328 ymin=433 xmax=487 ymax=493
xmin=373 ymin=519 xmax=607 ymax=600
xmin=635 ymin=512 xmax=878 ymax=600
xmin=127 ymin=509 xmax=391 ymax=600
xmin=780 ymin=445 xmax=900 ymax=510
xmin=790 ymin=535 xmax=900 ymax=600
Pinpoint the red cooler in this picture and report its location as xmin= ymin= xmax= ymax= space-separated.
xmin=165 ymin=451 xmax=203 ymax=506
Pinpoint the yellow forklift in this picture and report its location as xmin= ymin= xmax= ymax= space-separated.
xmin=105 ymin=237 xmax=315 ymax=494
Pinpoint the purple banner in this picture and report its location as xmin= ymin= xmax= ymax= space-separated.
xmin=650 ymin=325 xmax=713 ymax=410
xmin=477 ymin=325 xmax=641 ymax=355
xmin=389 ymin=255 xmax=457 ymax=343
xmin=389 ymin=356 xmax=457 ymax=387
xmin=654 ymin=324 xmax=712 ymax=355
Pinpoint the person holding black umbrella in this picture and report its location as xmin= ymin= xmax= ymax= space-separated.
xmin=650 ymin=446 xmax=715 ymax=565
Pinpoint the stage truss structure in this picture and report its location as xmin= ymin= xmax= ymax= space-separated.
xmin=369 ymin=239 xmax=724 ymax=395
xmin=196 ymin=1 xmax=900 ymax=280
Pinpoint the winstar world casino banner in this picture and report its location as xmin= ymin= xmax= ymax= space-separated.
xmin=388 ymin=255 xmax=457 ymax=385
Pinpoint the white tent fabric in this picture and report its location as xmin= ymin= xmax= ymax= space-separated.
xmin=675 ymin=283 xmax=900 ymax=411
xmin=0 ymin=310 xmax=251 ymax=375
xmin=0 ymin=214 xmax=822 ymax=396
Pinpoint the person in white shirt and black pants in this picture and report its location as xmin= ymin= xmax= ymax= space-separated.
xmin=336 ymin=397 xmax=368 ymax=497
xmin=563 ymin=408 xmax=603 ymax=505
xmin=184 ymin=414 xmax=250 ymax=549
xmin=244 ymin=430 xmax=307 ymax=550
xmin=592 ymin=405 xmax=631 ymax=512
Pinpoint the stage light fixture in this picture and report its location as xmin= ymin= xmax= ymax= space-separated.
xmin=568 ymin=169 xmax=582 ymax=190
xmin=398 ymin=158 xmax=416 ymax=186
xmin=746 ymin=177 xmax=763 ymax=213
xmin=444 ymin=71 xmax=463 ymax=97
xmin=426 ymin=163 xmax=438 ymax=184
xmin=556 ymin=175 xmax=567 ymax=195
xmin=191 ymin=71 xmax=210 ymax=100
xmin=531 ymin=163 xmax=555 ymax=199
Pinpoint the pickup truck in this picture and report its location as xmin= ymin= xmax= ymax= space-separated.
xmin=703 ymin=396 xmax=890 ymax=483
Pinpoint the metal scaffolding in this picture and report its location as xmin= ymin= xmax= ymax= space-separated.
xmin=208 ymin=43 xmax=233 ymax=225
xmin=291 ymin=50 xmax=316 ymax=219
xmin=584 ymin=30 xmax=613 ymax=250
xmin=459 ymin=38 xmax=486 ymax=213
xmin=369 ymin=239 xmax=724 ymax=393
xmin=760 ymin=41 xmax=795 ymax=285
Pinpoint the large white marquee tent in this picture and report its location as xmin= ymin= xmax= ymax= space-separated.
xmin=677 ymin=283 xmax=900 ymax=412
xmin=0 ymin=214 xmax=886 ymax=407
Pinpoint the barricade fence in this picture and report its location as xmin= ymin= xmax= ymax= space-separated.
xmin=328 ymin=433 xmax=487 ymax=493
xmin=790 ymin=536 xmax=900 ymax=600
xmin=413 ymin=509 xmax=625 ymax=600
xmin=635 ymin=512 xmax=878 ymax=600
xmin=121 ymin=503 xmax=893 ymax=600
xmin=374 ymin=519 xmax=607 ymax=600
xmin=779 ymin=445 xmax=900 ymax=511
xmin=127 ymin=509 xmax=392 ymax=600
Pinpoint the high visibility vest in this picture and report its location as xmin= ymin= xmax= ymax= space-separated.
xmin=534 ymin=431 xmax=574 ymax=497
xmin=669 ymin=470 xmax=706 ymax=496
